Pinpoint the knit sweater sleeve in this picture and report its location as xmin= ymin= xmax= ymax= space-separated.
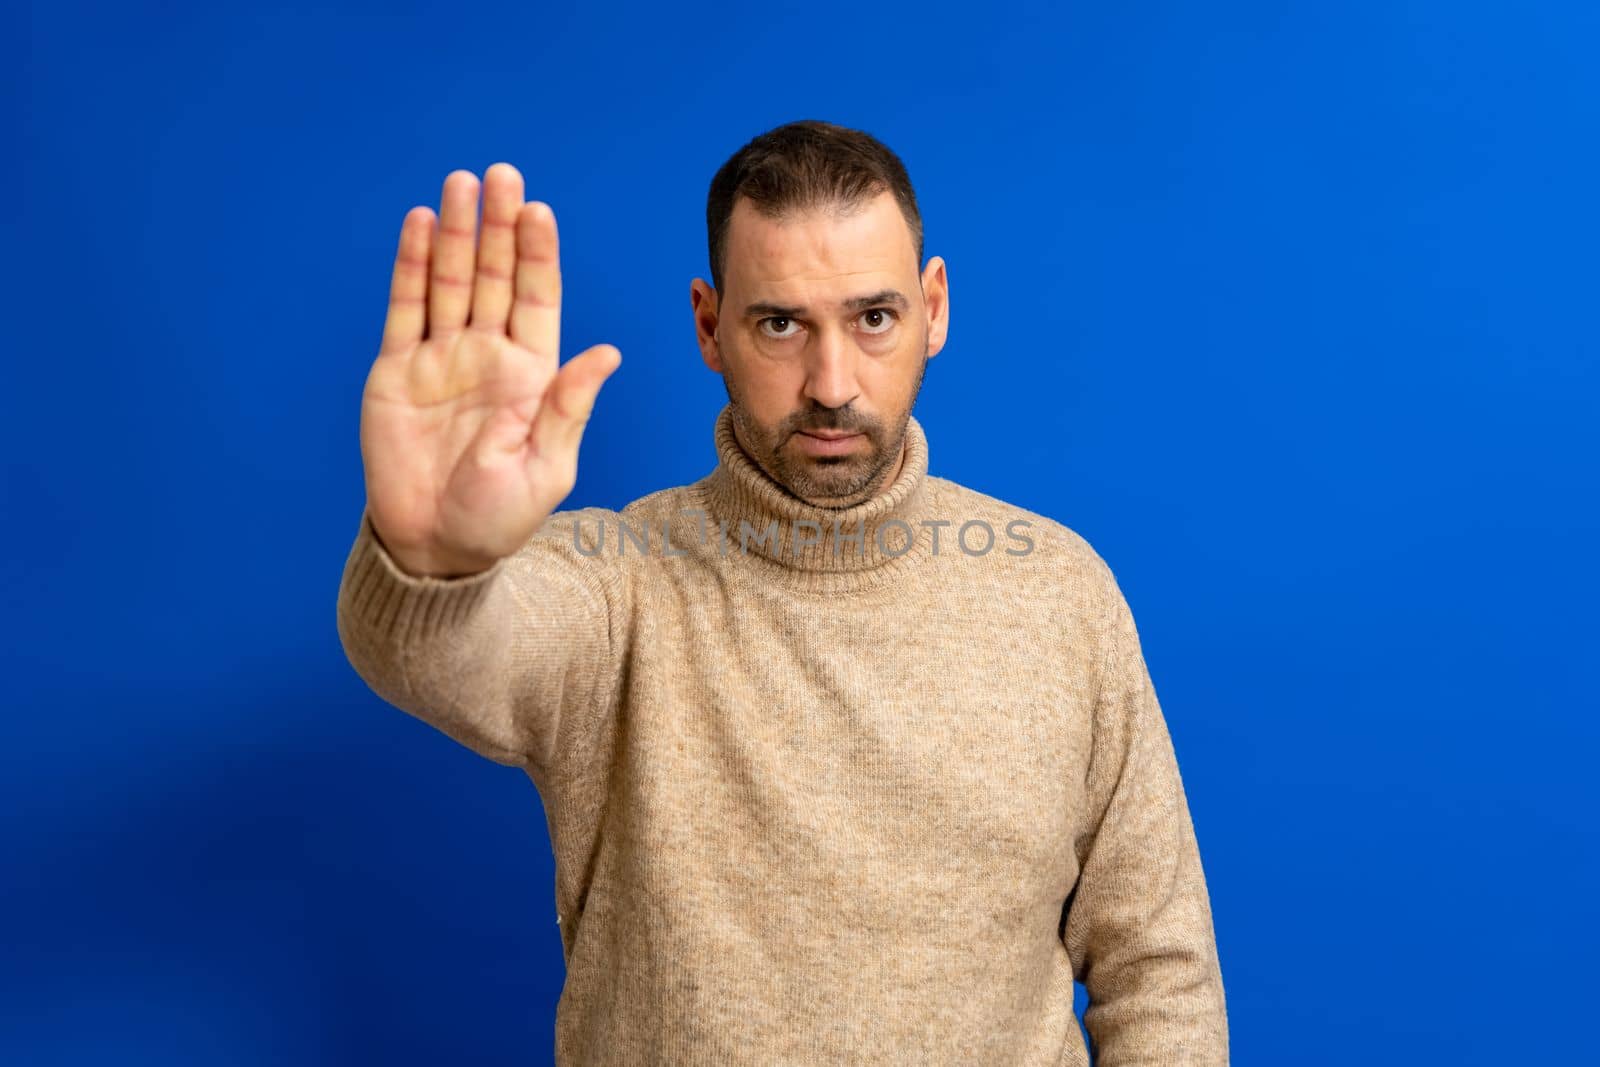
xmin=1062 ymin=569 xmax=1230 ymax=1065
xmin=334 ymin=504 xmax=621 ymax=789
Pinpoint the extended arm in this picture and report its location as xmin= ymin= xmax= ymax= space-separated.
xmin=336 ymin=503 xmax=621 ymax=790
xmin=336 ymin=163 xmax=624 ymax=788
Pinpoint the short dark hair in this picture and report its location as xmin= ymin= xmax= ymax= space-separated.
xmin=705 ymin=119 xmax=923 ymax=296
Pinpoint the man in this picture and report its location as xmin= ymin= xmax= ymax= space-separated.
xmin=337 ymin=119 xmax=1228 ymax=1065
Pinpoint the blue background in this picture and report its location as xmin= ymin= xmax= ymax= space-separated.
xmin=7 ymin=1 xmax=1596 ymax=1063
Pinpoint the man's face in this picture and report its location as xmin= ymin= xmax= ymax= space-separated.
xmin=691 ymin=189 xmax=949 ymax=508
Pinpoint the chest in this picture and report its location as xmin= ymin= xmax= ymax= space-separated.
xmin=608 ymin=566 xmax=1100 ymax=918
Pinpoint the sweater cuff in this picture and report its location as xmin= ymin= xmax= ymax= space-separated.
xmin=338 ymin=507 xmax=508 ymax=644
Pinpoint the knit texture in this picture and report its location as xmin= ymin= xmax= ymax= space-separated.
xmin=336 ymin=403 xmax=1228 ymax=1065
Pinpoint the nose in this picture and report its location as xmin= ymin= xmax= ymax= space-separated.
xmin=802 ymin=325 xmax=860 ymax=410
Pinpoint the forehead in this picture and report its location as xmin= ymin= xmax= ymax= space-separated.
xmin=723 ymin=190 xmax=917 ymax=296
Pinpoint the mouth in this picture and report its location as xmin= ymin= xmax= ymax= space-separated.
xmin=794 ymin=428 xmax=865 ymax=456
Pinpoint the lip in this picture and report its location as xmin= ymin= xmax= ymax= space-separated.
xmin=794 ymin=429 xmax=864 ymax=456
xmin=798 ymin=430 xmax=860 ymax=440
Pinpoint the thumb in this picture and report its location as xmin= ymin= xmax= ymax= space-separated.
xmin=527 ymin=343 xmax=622 ymax=465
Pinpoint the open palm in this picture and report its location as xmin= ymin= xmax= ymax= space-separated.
xmin=359 ymin=164 xmax=621 ymax=578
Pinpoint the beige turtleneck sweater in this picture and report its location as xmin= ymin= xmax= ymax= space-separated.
xmin=335 ymin=403 xmax=1228 ymax=1065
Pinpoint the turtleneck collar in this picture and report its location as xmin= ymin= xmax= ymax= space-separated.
xmin=689 ymin=403 xmax=940 ymax=590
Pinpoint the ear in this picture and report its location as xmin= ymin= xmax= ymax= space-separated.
xmin=690 ymin=278 xmax=724 ymax=373
xmin=920 ymin=256 xmax=949 ymax=358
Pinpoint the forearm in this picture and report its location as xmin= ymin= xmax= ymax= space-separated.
xmin=335 ymin=506 xmax=615 ymax=779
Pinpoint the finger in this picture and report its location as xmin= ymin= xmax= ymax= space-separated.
xmin=527 ymin=344 xmax=621 ymax=464
xmin=427 ymin=170 xmax=480 ymax=337
xmin=510 ymin=200 xmax=561 ymax=358
xmin=469 ymin=162 xmax=523 ymax=334
xmin=380 ymin=206 xmax=434 ymax=356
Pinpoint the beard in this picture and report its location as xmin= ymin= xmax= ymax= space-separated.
xmin=722 ymin=336 xmax=929 ymax=508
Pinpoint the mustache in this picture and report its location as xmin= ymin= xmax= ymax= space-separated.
xmin=787 ymin=411 xmax=877 ymax=435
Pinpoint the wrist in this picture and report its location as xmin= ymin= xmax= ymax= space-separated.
xmin=369 ymin=520 xmax=498 ymax=580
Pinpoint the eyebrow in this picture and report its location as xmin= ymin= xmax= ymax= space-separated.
xmin=742 ymin=288 xmax=910 ymax=319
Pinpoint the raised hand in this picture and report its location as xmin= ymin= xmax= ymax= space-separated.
xmin=358 ymin=164 xmax=621 ymax=578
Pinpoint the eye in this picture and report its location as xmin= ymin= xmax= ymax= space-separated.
xmin=858 ymin=308 xmax=898 ymax=335
xmin=758 ymin=316 xmax=802 ymax=340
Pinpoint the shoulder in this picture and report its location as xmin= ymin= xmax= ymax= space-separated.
xmin=515 ymin=483 xmax=711 ymax=589
xmin=933 ymin=478 xmax=1157 ymax=689
xmin=504 ymin=484 xmax=690 ymax=602
xmin=926 ymin=475 xmax=1122 ymax=593
xmin=927 ymin=475 xmax=1140 ymax=686
xmin=522 ymin=483 xmax=696 ymax=552
xmin=618 ymin=483 xmax=699 ymax=524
